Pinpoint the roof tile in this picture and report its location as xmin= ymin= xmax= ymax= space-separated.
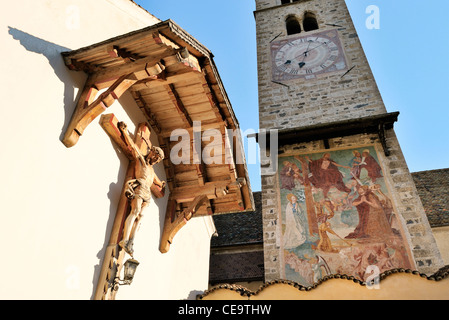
xmin=412 ymin=169 xmax=449 ymax=227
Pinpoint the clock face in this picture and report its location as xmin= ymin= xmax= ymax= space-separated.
xmin=271 ymin=29 xmax=348 ymax=81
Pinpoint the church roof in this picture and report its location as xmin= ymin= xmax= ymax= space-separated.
xmin=209 ymin=192 xmax=264 ymax=284
xmin=209 ymin=251 xmax=265 ymax=285
xmin=412 ymin=169 xmax=449 ymax=228
xmin=127 ymin=0 xmax=160 ymax=22
xmin=212 ymin=192 xmax=263 ymax=247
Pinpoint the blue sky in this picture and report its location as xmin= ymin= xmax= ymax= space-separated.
xmin=134 ymin=0 xmax=449 ymax=192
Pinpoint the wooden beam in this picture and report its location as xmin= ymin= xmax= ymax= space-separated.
xmin=90 ymin=58 xmax=166 ymax=86
xmin=160 ymin=199 xmax=183 ymax=254
xmin=159 ymin=120 xmax=226 ymax=138
xmin=100 ymin=114 xmax=134 ymax=159
xmin=200 ymin=82 xmax=228 ymax=127
xmin=195 ymin=163 xmax=214 ymax=215
xmin=160 ymin=193 xmax=220 ymax=254
xmin=170 ymin=182 xmax=229 ymax=204
xmin=378 ymin=122 xmax=391 ymax=157
xmin=108 ymin=45 xmax=142 ymax=62
xmin=62 ymin=47 xmax=197 ymax=149
xmin=159 ymin=176 xmax=245 ymax=253
xmin=134 ymin=60 xmax=203 ymax=91
xmin=157 ymin=136 xmax=176 ymax=192
xmin=222 ymin=126 xmax=245 ymax=211
xmin=131 ymin=91 xmax=162 ymax=134
xmin=63 ymin=56 xmax=97 ymax=73
xmin=166 ymin=84 xmax=193 ymax=128
xmin=62 ymin=59 xmax=169 ymax=148
xmin=62 ymin=74 xmax=138 ymax=148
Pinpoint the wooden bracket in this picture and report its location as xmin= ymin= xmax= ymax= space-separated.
xmin=62 ymin=59 xmax=166 ymax=148
xmin=378 ymin=122 xmax=391 ymax=157
xmin=159 ymin=183 xmax=230 ymax=253
xmin=107 ymin=45 xmax=142 ymax=62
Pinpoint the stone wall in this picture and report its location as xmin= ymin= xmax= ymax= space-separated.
xmin=255 ymin=0 xmax=444 ymax=283
xmin=255 ymin=0 xmax=385 ymax=131
xmin=261 ymin=133 xmax=444 ymax=281
xmin=255 ymin=0 xmax=444 ymax=281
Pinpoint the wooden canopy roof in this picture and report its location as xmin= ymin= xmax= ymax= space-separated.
xmin=61 ymin=20 xmax=254 ymax=218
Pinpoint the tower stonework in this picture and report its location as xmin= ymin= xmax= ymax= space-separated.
xmin=255 ymin=0 xmax=444 ymax=283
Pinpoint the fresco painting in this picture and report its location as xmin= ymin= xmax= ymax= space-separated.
xmin=277 ymin=146 xmax=413 ymax=286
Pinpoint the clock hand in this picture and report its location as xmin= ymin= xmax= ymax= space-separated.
xmin=296 ymin=41 xmax=312 ymax=61
xmin=302 ymin=41 xmax=312 ymax=57
xmin=299 ymin=41 xmax=312 ymax=60
xmin=285 ymin=41 xmax=312 ymax=66
xmin=304 ymin=42 xmax=328 ymax=55
xmin=285 ymin=52 xmax=307 ymax=66
xmin=283 ymin=41 xmax=328 ymax=68
xmin=297 ymin=42 xmax=312 ymax=68
xmin=290 ymin=41 xmax=328 ymax=63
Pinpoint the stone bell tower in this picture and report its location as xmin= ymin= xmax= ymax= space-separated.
xmin=254 ymin=0 xmax=443 ymax=284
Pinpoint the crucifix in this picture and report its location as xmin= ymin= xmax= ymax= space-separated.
xmin=94 ymin=113 xmax=166 ymax=300
xmin=117 ymin=120 xmax=165 ymax=256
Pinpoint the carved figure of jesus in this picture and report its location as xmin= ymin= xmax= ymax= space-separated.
xmin=118 ymin=122 xmax=165 ymax=256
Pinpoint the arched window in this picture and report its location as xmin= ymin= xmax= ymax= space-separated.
xmin=303 ymin=12 xmax=319 ymax=31
xmin=286 ymin=16 xmax=301 ymax=35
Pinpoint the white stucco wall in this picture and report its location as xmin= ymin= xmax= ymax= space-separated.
xmin=0 ymin=0 xmax=215 ymax=300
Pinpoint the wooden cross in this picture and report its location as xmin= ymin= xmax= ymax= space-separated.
xmin=94 ymin=113 xmax=166 ymax=300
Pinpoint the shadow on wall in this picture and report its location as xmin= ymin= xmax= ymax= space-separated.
xmin=7 ymin=26 xmax=172 ymax=300
xmin=7 ymin=26 xmax=105 ymax=298
xmin=187 ymin=289 xmax=206 ymax=300
xmin=7 ymin=26 xmax=86 ymax=143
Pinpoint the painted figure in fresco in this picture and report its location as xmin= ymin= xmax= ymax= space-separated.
xmin=352 ymin=244 xmax=398 ymax=280
xmin=279 ymin=148 xmax=412 ymax=286
xmin=360 ymin=149 xmax=383 ymax=183
xmin=315 ymin=200 xmax=351 ymax=252
xmin=305 ymin=153 xmax=352 ymax=198
xmin=283 ymin=194 xmax=306 ymax=249
xmin=316 ymin=201 xmax=339 ymax=253
xmin=310 ymin=255 xmax=332 ymax=283
xmin=345 ymin=185 xmax=395 ymax=240
xmin=349 ymin=150 xmax=366 ymax=180
xmin=280 ymin=161 xmax=303 ymax=190
xmin=284 ymin=252 xmax=315 ymax=285
xmin=371 ymin=184 xmax=394 ymax=225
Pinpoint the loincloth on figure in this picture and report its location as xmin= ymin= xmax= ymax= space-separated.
xmin=125 ymin=178 xmax=152 ymax=202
